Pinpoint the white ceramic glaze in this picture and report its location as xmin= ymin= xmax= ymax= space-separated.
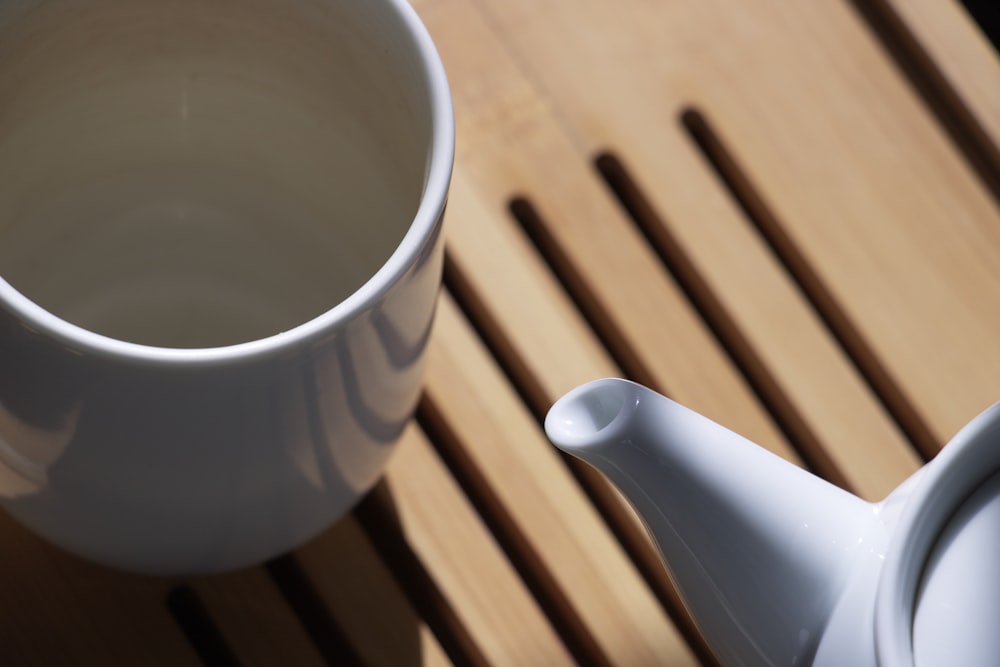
xmin=0 ymin=0 xmax=453 ymax=574
xmin=911 ymin=471 xmax=1000 ymax=667
xmin=546 ymin=379 xmax=1000 ymax=667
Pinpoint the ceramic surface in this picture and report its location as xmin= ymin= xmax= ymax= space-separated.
xmin=546 ymin=378 xmax=1000 ymax=667
xmin=0 ymin=0 xmax=454 ymax=574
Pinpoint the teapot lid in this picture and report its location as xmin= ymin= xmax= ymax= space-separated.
xmin=911 ymin=469 xmax=1000 ymax=667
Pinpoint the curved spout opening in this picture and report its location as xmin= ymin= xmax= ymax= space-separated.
xmin=544 ymin=378 xmax=635 ymax=452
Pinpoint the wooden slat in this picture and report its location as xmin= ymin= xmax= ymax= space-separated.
xmin=295 ymin=516 xmax=452 ymax=667
xmin=379 ymin=422 xmax=575 ymax=666
xmin=426 ymin=292 xmax=700 ymax=666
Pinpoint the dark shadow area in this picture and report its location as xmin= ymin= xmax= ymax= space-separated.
xmin=961 ymin=0 xmax=1000 ymax=52
xmin=166 ymin=586 xmax=242 ymax=667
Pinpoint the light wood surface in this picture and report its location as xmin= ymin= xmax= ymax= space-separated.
xmin=2 ymin=1 xmax=998 ymax=665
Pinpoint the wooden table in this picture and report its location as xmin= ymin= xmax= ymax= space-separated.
xmin=4 ymin=0 xmax=999 ymax=664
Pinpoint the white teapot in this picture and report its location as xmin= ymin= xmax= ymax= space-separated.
xmin=545 ymin=379 xmax=1000 ymax=667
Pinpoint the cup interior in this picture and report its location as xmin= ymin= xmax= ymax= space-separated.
xmin=0 ymin=0 xmax=436 ymax=348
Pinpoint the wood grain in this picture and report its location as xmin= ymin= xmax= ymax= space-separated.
xmin=461 ymin=0 xmax=1000 ymax=450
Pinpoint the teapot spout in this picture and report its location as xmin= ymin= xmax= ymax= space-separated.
xmin=546 ymin=379 xmax=879 ymax=667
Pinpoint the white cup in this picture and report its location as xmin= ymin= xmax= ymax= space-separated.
xmin=0 ymin=0 xmax=453 ymax=573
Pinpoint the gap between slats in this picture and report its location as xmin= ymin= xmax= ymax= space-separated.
xmin=590 ymin=149 xmax=852 ymax=487
xmin=847 ymin=0 xmax=1000 ymax=202
xmin=674 ymin=108 xmax=937 ymax=460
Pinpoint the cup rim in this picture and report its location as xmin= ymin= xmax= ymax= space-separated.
xmin=0 ymin=0 xmax=455 ymax=366
xmin=874 ymin=401 xmax=1000 ymax=666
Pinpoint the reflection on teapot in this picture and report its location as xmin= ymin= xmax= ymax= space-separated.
xmin=546 ymin=378 xmax=1000 ymax=667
